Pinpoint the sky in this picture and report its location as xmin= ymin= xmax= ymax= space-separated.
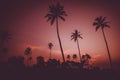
xmin=0 ymin=0 xmax=120 ymax=69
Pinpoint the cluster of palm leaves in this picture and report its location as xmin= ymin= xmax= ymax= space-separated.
xmin=45 ymin=2 xmax=112 ymax=69
xmin=71 ymin=30 xmax=83 ymax=62
xmin=48 ymin=42 xmax=54 ymax=59
xmin=24 ymin=47 xmax=32 ymax=66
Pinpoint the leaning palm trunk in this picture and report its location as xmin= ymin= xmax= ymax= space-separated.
xmin=77 ymin=39 xmax=82 ymax=62
xmin=56 ymin=17 xmax=65 ymax=62
xmin=102 ymin=28 xmax=112 ymax=69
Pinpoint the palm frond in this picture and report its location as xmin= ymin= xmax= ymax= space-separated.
xmin=103 ymin=22 xmax=110 ymax=28
xmin=102 ymin=17 xmax=106 ymax=22
xmin=45 ymin=14 xmax=53 ymax=17
xmin=71 ymin=37 xmax=74 ymax=40
xmin=95 ymin=17 xmax=100 ymax=22
xmin=95 ymin=26 xmax=100 ymax=31
xmin=50 ymin=17 xmax=55 ymax=25
xmin=59 ymin=16 xmax=65 ymax=21
xmin=60 ymin=11 xmax=67 ymax=16
xmin=45 ymin=2 xmax=67 ymax=25
xmin=93 ymin=22 xmax=98 ymax=26
xmin=71 ymin=35 xmax=73 ymax=37
xmin=93 ymin=16 xmax=110 ymax=31
xmin=71 ymin=30 xmax=82 ymax=42
xmin=78 ymin=35 xmax=83 ymax=39
xmin=46 ymin=17 xmax=51 ymax=22
xmin=104 ymin=24 xmax=110 ymax=28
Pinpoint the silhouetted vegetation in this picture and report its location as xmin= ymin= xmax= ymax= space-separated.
xmin=73 ymin=54 xmax=77 ymax=61
xmin=45 ymin=2 xmax=67 ymax=62
xmin=0 ymin=1 xmax=119 ymax=80
xmin=0 ymin=55 xmax=119 ymax=80
xmin=71 ymin=30 xmax=83 ymax=62
xmin=93 ymin=16 xmax=112 ymax=69
xmin=81 ymin=54 xmax=91 ymax=69
xmin=67 ymin=54 xmax=71 ymax=61
xmin=48 ymin=42 xmax=53 ymax=59
xmin=24 ymin=47 xmax=32 ymax=66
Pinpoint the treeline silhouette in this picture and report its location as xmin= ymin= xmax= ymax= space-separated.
xmin=0 ymin=55 xmax=119 ymax=80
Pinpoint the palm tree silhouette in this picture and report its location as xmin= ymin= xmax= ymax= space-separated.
xmin=93 ymin=16 xmax=112 ymax=69
xmin=45 ymin=2 xmax=67 ymax=62
xmin=73 ymin=54 xmax=77 ymax=62
xmin=48 ymin=42 xmax=53 ymax=59
xmin=81 ymin=54 xmax=91 ymax=67
xmin=67 ymin=54 xmax=71 ymax=61
xmin=71 ymin=30 xmax=83 ymax=62
xmin=24 ymin=47 xmax=32 ymax=66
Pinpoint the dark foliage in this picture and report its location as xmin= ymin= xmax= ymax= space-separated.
xmin=0 ymin=56 xmax=119 ymax=80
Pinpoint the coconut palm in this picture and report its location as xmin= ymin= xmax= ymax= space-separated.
xmin=73 ymin=54 xmax=77 ymax=62
xmin=67 ymin=54 xmax=71 ymax=61
xmin=24 ymin=47 xmax=32 ymax=66
xmin=45 ymin=2 xmax=67 ymax=62
xmin=81 ymin=54 xmax=91 ymax=66
xmin=71 ymin=30 xmax=83 ymax=62
xmin=93 ymin=16 xmax=112 ymax=69
xmin=48 ymin=42 xmax=53 ymax=59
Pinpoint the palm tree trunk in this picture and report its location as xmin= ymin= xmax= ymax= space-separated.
xmin=102 ymin=28 xmax=112 ymax=69
xmin=56 ymin=17 xmax=65 ymax=62
xmin=76 ymin=39 xmax=82 ymax=62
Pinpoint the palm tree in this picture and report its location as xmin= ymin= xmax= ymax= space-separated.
xmin=48 ymin=42 xmax=53 ymax=59
xmin=81 ymin=54 xmax=91 ymax=66
xmin=73 ymin=54 xmax=77 ymax=62
xmin=93 ymin=16 xmax=112 ymax=69
xmin=71 ymin=30 xmax=83 ymax=62
xmin=67 ymin=54 xmax=70 ymax=61
xmin=45 ymin=2 xmax=67 ymax=62
xmin=24 ymin=47 xmax=32 ymax=66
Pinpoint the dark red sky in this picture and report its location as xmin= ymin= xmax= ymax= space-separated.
xmin=0 ymin=0 xmax=120 ymax=69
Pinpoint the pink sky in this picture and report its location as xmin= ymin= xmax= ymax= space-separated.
xmin=1 ymin=0 xmax=120 ymax=69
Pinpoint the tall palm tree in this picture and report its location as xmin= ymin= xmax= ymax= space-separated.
xmin=45 ymin=2 xmax=67 ymax=62
xmin=71 ymin=30 xmax=83 ymax=62
xmin=48 ymin=42 xmax=53 ymax=59
xmin=24 ymin=47 xmax=32 ymax=66
xmin=93 ymin=16 xmax=112 ymax=69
